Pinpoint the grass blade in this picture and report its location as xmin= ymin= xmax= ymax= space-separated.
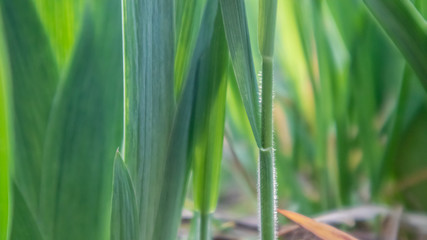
xmin=174 ymin=0 xmax=206 ymax=97
xmin=190 ymin=2 xmax=228 ymax=239
xmin=111 ymin=150 xmax=138 ymax=240
xmin=39 ymin=4 xmax=123 ymax=239
xmin=0 ymin=14 xmax=11 ymax=240
xmin=33 ymin=0 xmax=85 ymax=69
xmin=153 ymin=1 xmax=222 ymax=238
xmin=0 ymin=0 xmax=59 ymax=217
xmin=363 ymin=0 xmax=427 ymax=88
xmin=220 ymin=0 xmax=261 ymax=147
xmin=122 ymin=0 xmax=175 ymax=238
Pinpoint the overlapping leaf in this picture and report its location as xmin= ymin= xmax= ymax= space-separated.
xmin=220 ymin=0 xmax=261 ymax=147
xmin=174 ymin=0 xmax=207 ymax=97
xmin=153 ymin=1 xmax=226 ymax=238
xmin=39 ymin=3 xmax=123 ymax=238
xmin=111 ymin=151 xmax=138 ymax=240
xmin=192 ymin=1 xmax=228 ymax=215
xmin=33 ymin=0 xmax=85 ymax=68
xmin=0 ymin=0 xmax=59 ymax=219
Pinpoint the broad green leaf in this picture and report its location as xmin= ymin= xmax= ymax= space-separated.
xmin=153 ymin=1 xmax=222 ymax=238
xmin=39 ymin=4 xmax=123 ymax=240
xmin=33 ymin=0 xmax=85 ymax=68
xmin=192 ymin=2 xmax=228 ymax=215
xmin=0 ymin=14 xmax=11 ymax=240
xmin=220 ymin=0 xmax=261 ymax=147
xmin=111 ymin=151 xmax=138 ymax=240
xmin=0 ymin=0 xmax=59 ymax=216
xmin=9 ymin=184 xmax=43 ymax=240
xmin=363 ymin=0 xmax=427 ymax=89
xmin=174 ymin=0 xmax=206 ymax=96
xmin=122 ymin=0 xmax=175 ymax=238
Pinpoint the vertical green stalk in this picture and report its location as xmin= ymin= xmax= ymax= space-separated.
xmin=199 ymin=213 xmax=211 ymax=240
xmin=0 ymin=14 xmax=11 ymax=240
xmin=258 ymin=0 xmax=277 ymax=239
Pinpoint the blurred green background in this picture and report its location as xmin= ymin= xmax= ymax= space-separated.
xmin=1 ymin=0 xmax=427 ymax=239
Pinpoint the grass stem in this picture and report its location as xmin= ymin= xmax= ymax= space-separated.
xmin=259 ymin=57 xmax=276 ymax=240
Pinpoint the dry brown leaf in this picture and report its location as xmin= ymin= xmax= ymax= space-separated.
xmin=278 ymin=209 xmax=358 ymax=240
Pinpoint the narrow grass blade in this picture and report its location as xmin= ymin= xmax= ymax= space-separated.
xmin=192 ymin=1 xmax=228 ymax=215
xmin=39 ymin=5 xmax=123 ymax=240
xmin=278 ymin=209 xmax=357 ymax=240
xmin=153 ymin=2 xmax=221 ymax=238
xmin=190 ymin=3 xmax=228 ymax=238
xmin=152 ymin=69 xmax=196 ymax=240
xmin=0 ymin=14 xmax=11 ymax=240
xmin=122 ymin=0 xmax=175 ymax=238
xmin=174 ymin=0 xmax=206 ymax=96
xmin=111 ymin=150 xmax=138 ymax=240
xmin=0 ymin=0 xmax=59 ymax=215
xmin=363 ymin=0 xmax=427 ymax=88
xmin=220 ymin=0 xmax=261 ymax=147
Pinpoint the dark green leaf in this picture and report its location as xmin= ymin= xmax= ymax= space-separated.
xmin=364 ymin=0 xmax=427 ymax=88
xmin=39 ymin=4 xmax=123 ymax=239
xmin=1 ymin=0 xmax=59 ymax=217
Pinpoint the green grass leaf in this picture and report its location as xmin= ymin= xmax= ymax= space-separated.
xmin=174 ymin=0 xmax=206 ymax=97
xmin=111 ymin=150 xmax=138 ymax=240
xmin=363 ymin=0 xmax=427 ymax=88
xmin=122 ymin=0 xmax=175 ymax=238
xmin=33 ymin=0 xmax=85 ymax=69
xmin=152 ymin=2 xmax=224 ymax=238
xmin=192 ymin=1 xmax=228 ymax=217
xmin=9 ymin=184 xmax=43 ymax=240
xmin=220 ymin=0 xmax=261 ymax=147
xmin=39 ymin=4 xmax=123 ymax=239
xmin=0 ymin=14 xmax=11 ymax=240
xmin=1 ymin=0 xmax=59 ymax=217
